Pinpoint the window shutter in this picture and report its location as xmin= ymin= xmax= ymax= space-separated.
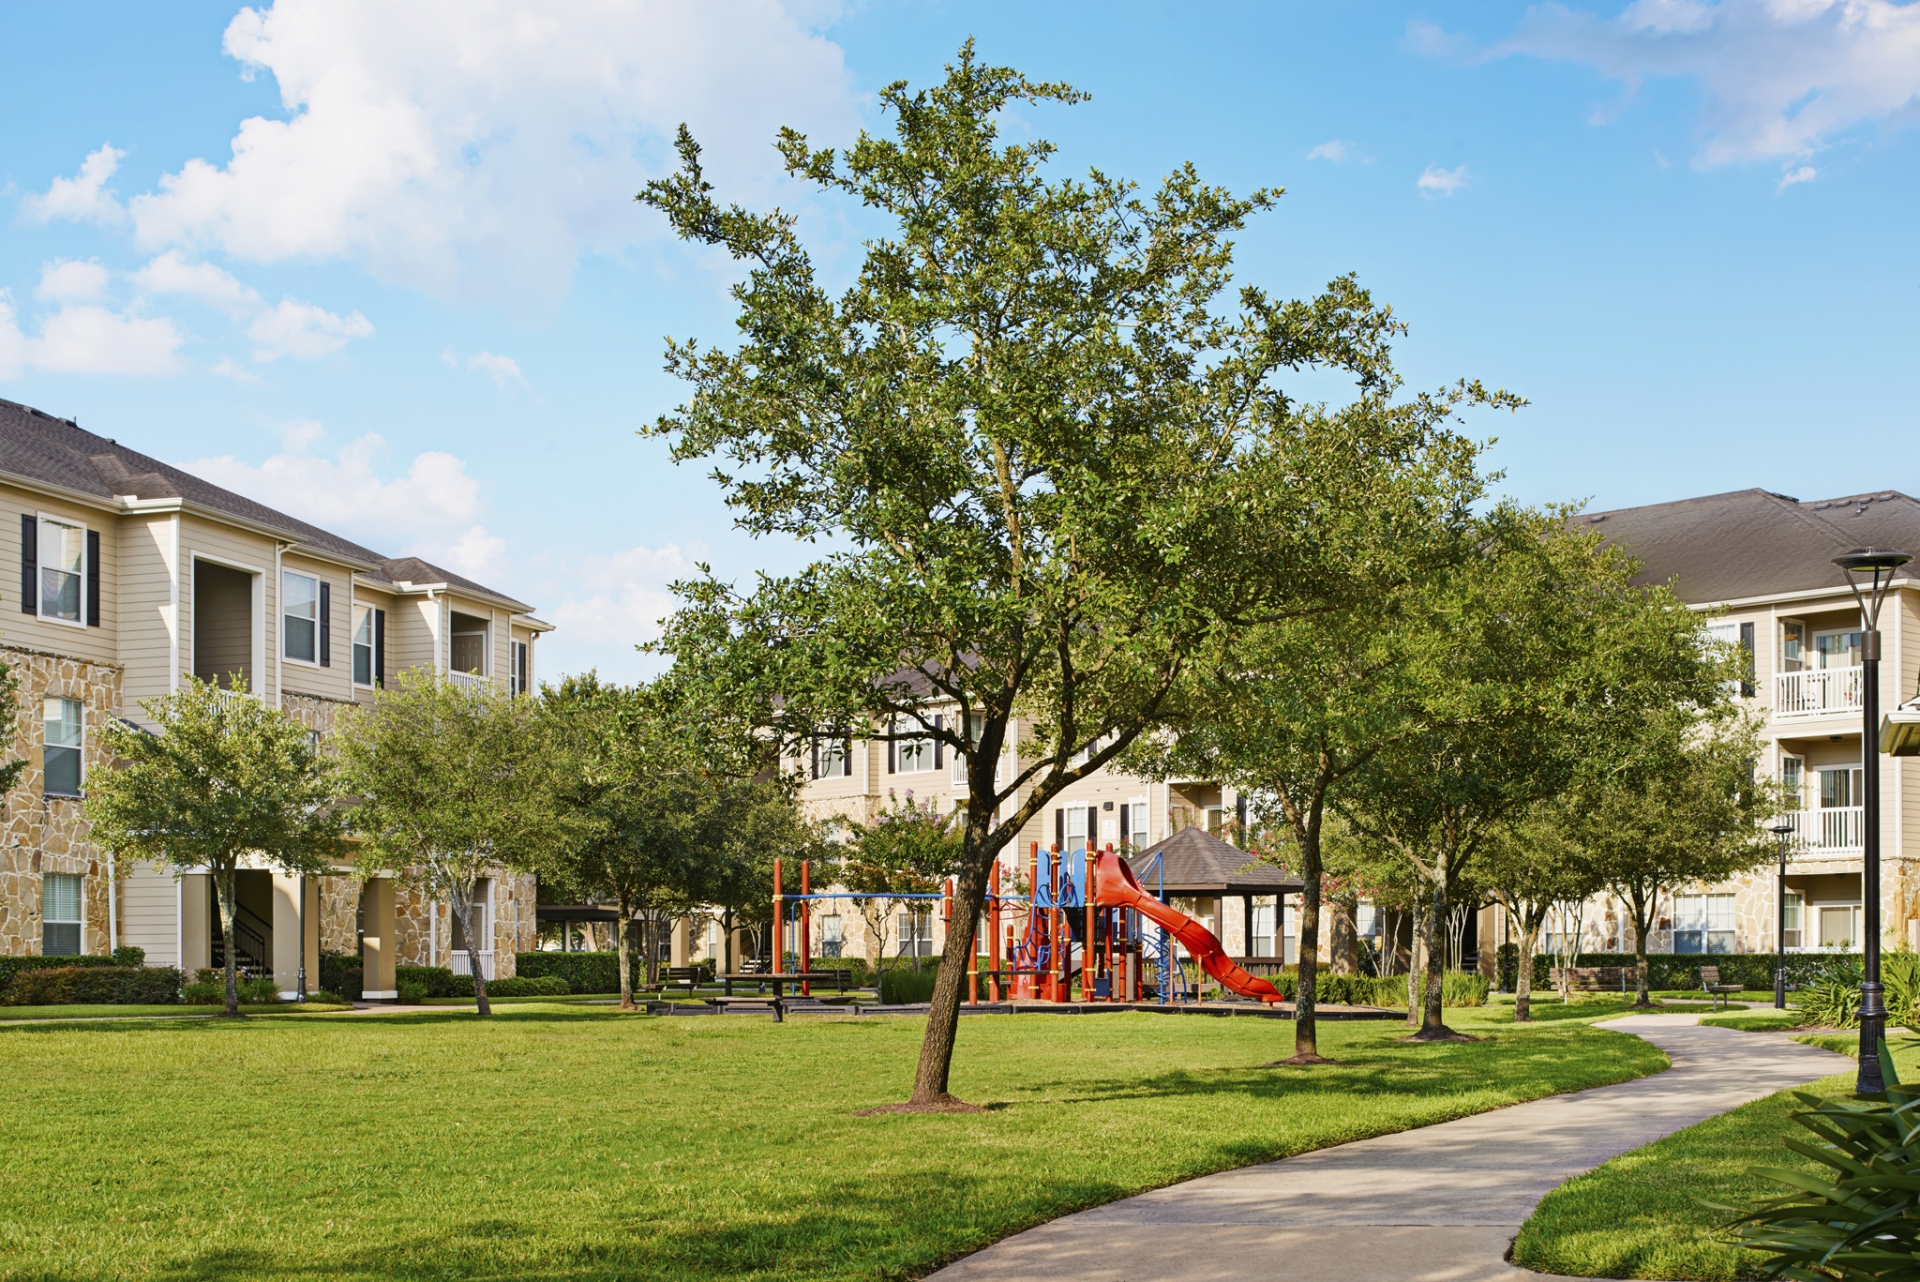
xmin=887 ymin=719 xmax=896 ymax=774
xmin=318 ymin=582 xmax=331 ymax=666
xmin=1055 ymin=808 xmax=1064 ymax=850
xmin=85 ymin=529 xmax=100 ymax=626
xmin=843 ymin=737 xmax=853 ymax=776
xmin=1119 ymin=803 xmax=1130 ymax=846
xmin=373 ymin=608 xmax=386 ymax=688
xmin=933 ymin=714 xmax=943 ymax=769
xmin=1087 ymin=807 xmax=1098 ymax=850
xmin=19 ymin=514 xmax=35 ymax=615
xmin=1739 ymin=621 xmax=1755 ymax=697
xmin=811 ymin=739 xmax=820 ymax=780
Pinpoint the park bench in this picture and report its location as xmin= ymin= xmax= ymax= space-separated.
xmin=1699 ymin=965 xmax=1743 ymax=1011
xmin=1547 ymin=965 xmax=1640 ymax=993
xmin=662 ymin=966 xmax=706 ymax=998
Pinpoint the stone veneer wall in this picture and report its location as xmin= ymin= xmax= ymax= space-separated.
xmin=394 ymin=874 xmax=536 ymax=976
xmin=0 ymin=647 xmax=123 ymax=957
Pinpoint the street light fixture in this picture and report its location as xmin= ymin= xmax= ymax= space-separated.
xmin=1834 ymin=546 xmax=1911 ymax=1096
xmin=1770 ymin=820 xmax=1795 ymax=1010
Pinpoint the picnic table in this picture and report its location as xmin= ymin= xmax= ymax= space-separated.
xmin=719 ymin=972 xmax=811 ymax=997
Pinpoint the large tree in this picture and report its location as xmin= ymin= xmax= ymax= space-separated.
xmin=335 ymin=671 xmax=572 ymax=1016
xmin=640 ymin=45 xmax=1511 ymax=1107
xmin=88 ymin=677 xmax=346 ymax=1016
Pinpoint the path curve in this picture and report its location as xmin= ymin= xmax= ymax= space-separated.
xmin=929 ymin=1014 xmax=1850 ymax=1282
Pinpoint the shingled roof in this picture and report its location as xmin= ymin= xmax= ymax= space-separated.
xmin=1581 ymin=488 xmax=1920 ymax=605
xmin=0 ymin=397 xmax=530 ymax=611
xmin=1127 ymin=826 xmax=1301 ymax=896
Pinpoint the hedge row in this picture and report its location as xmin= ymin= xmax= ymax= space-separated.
xmin=4 ymin=965 xmax=184 ymax=1005
xmin=514 ymin=951 xmax=642 ymax=994
xmin=0 ymin=953 xmax=123 ymax=994
xmin=1522 ymin=951 xmax=1858 ymax=991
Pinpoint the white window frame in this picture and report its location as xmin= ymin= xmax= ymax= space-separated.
xmin=351 ymin=604 xmax=375 ymax=688
xmin=42 ymin=871 xmax=83 ymax=956
xmin=1783 ymin=891 xmax=1805 ymax=951
xmin=35 ymin=513 xmax=88 ymax=629
xmin=281 ymin=569 xmax=320 ymax=666
xmin=1066 ymin=805 xmax=1090 ymax=849
xmin=814 ymin=737 xmax=850 ymax=779
xmin=1672 ymin=892 xmax=1736 ymax=955
xmin=42 ymin=695 xmax=83 ymax=798
xmin=1126 ymin=796 xmax=1149 ymax=849
xmin=893 ymin=718 xmax=937 ymax=774
xmin=509 ymin=639 xmax=529 ymax=696
xmin=450 ymin=621 xmax=489 ymax=677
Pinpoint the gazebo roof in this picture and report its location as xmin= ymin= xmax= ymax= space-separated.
xmin=1127 ymin=827 xmax=1301 ymax=897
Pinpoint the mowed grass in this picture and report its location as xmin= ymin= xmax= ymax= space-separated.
xmin=1511 ymin=1036 xmax=1917 ymax=1280
xmin=0 ymin=1004 xmax=1663 ymax=1282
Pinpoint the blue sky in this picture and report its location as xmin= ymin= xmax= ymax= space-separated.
xmin=2 ymin=2 xmax=1916 ymax=681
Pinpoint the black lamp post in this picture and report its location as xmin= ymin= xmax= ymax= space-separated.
xmin=1770 ymin=820 xmax=1795 ymax=1010
xmin=1834 ymin=546 xmax=1911 ymax=1096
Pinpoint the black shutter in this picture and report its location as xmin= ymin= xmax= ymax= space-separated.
xmin=1055 ymin=808 xmax=1064 ymax=850
xmin=811 ymin=739 xmax=820 ymax=780
xmin=19 ymin=514 xmax=35 ymax=614
xmin=1739 ymin=621 xmax=1755 ymax=697
xmin=843 ymin=737 xmax=853 ymax=776
xmin=887 ymin=719 xmax=896 ymax=774
xmin=1120 ymin=803 xmax=1130 ymax=846
xmin=933 ymin=714 xmax=943 ymax=769
xmin=373 ymin=608 xmax=386 ymax=688
xmin=1087 ymin=807 xmax=1099 ymax=850
xmin=84 ymin=529 xmax=100 ymax=626
xmin=318 ymin=582 xmax=331 ymax=666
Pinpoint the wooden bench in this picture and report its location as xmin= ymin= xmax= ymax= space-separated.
xmin=662 ymin=966 xmax=706 ymax=997
xmin=1547 ymin=966 xmax=1640 ymax=992
xmin=1700 ymin=965 xmax=1743 ymax=1011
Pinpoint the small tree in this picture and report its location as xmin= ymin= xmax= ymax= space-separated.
xmin=843 ymin=790 xmax=961 ymax=991
xmin=1475 ymin=803 xmax=1600 ymax=1020
xmin=88 ymin=677 xmax=345 ymax=1016
xmin=335 ymin=671 xmax=571 ymax=1016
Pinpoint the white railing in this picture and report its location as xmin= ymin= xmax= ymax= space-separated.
xmin=450 ymin=950 xmax=496 ymax=979
xmin=446 ymin=670 xmax=486 ymax=691
xmin=1783 ymin=806 xmax=1864 ymax=853
xmin=211 ymin=687 xmax=259 ymax=713
xmin=1775 ymin=666 xmax=1862 ymax=719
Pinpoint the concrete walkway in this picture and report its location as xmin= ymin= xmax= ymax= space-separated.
xmin=930 ymin=1014 xmax=1851 ymax=1282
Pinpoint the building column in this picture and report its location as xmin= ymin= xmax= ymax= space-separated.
xmin=670 ymin=916 xmax=691 ymax=967
xmin=361 ymin=877 xmax=398 ymax=1001
xmin=180 ymin=873 xmax=212 ymax=975
xmin=270 ymin=871 xmax=320 ymax=999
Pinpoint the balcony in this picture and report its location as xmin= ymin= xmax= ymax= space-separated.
xmin=1782 ymin=806 xmax=1864 ymax=854
xmin=1775 ymin=666 xmax=1862 ymax=720
xmin=447 ymin=670 xmax=486 ymax=692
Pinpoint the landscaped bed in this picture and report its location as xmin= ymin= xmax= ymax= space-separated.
xmin=1510 ymin=1036 xmax=1919 ymax=1279
xmin=0 ymin=1002 xmax=1663 ymax=1281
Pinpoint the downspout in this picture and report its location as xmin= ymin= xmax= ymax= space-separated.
xmin=107 ymin=850 xmax=117 ymax=955
xmin=273 ymin=543 xmax=284 ymax=704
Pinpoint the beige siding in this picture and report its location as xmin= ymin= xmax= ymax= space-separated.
xmin=118 ymin=514 xmax=177 ymax=719
xmin=181 ymin=516 xmax=276 ymax=699
xmin=119 ymin=862 xmax=178 ymax=967
xmin=278 ymin=551 xmax=355 ymax=702
xmin=0 ymin=484 xmax=121 ymax=664
xmin=386 ymin=594 xmax=440 ymax=679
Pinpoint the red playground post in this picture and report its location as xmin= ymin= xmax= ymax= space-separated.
xmin=799 ymin=859 xmax=811 ymax=997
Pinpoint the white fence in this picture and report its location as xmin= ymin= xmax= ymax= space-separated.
xmin=1775 ymin=667 xmax=1862 ymax=719
xmin=450 ymin=951 xmax=496 ymax=979
xmin=1783 ymin=806 xmax=1864 ymax=853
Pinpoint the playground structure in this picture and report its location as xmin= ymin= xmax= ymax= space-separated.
xmin=772 ymin=841 xmax=1286 ymax=1005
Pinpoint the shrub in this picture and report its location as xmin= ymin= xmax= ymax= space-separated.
xmin=484 ymin=975 xmax=571 ymax=998
xmin=306 ymin=990 xmax=349 ymax=1005
xmin=1730 ymin=1040 xmax=1920 ymax=1276
xmin=514 ymin=951 xmax=641 ymax=995
xmin=112 ymin=945 xmax=146 ymax=967
xmin=1528 ymin=951 xmax=1858 ymax=992
xmin=1497 ymin=942 xmax=1520 ymax=992
xmin=396 ymin=979 xmax=428 ymax=1004
xmin=1795 ymin=977 xmax=1863 ymax=1028
xmin=319 ymin=953 xmax=363 ymax=1000
xmin=879 ymin=965 xmax=940 ymax=1004
xmin=4 ymin=965 xmax=184 ymax=1005
xmin=237 ymin=976 xmax=282 ymax=1004
xmin=394 ymin=965 xmax=461 ymax=998
xmin=1443 ymin=972 xmax=1490 ymax=1007
xmin=181 ymin=980 xmax=223 ymax=1005
xmin=0 ymin=953 xmax=120 ymax=998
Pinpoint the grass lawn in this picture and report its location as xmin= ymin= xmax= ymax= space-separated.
xmin=1510 ymin=1035 xmax=1915 ymax=1280
xmin=0 ymin=1002 xmax=352 ymax=1022
xmin=1698 ymin=1012 xmax=1804 ymax=1032
xmin=0 ymin=1003 xmax=1663 ymax=1281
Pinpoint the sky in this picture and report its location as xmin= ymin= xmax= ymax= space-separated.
xmin=1 ymin=1 xmax=1916 ymax=682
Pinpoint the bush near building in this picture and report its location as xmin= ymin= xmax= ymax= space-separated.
xmin=515 ymin=951 xmax=642 ymax=994
xmin=1524 ymin=952 xmax=1857 ymax=992
xmin=4 ymin=965 xmax=183 ymax=1005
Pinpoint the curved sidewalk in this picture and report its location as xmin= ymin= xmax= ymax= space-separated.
xmin=930 ymin=1014 xmax=1851 ymax=1282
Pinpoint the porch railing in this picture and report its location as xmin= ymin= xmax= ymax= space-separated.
xmin=447 ymin=670 xmax=486 ymax=692
xmin=451 ymin=950 xmax=496 ymax=980
xmin=1775 ymin=666 xmax=1862 ymax=719
xmin=1783 ymin=806 xmax=1864 ymax=853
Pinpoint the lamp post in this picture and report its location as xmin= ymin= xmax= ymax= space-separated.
xmin=1770 ymin=820 xmax=1795 ymax=1010
xmin=1834 ymin=546 xmax=1911 ymax=1096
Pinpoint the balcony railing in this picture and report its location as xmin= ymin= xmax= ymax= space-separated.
xmin=1775 ymin=666 xmax=1862 ymax=720
xmin=447 ymin=670 xmax=486 ymax=691
xmin=451 ymin=950 xmax=496 ymax=979
xmin=1783 ymin=806 xmax=1864 ymax=853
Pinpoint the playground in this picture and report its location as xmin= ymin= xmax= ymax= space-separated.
xmin=0 ymin=1000 xmax=1660 ymax=1281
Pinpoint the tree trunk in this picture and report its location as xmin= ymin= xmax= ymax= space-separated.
xmin=616 ymin=903 xmax=635 ymax=1011
xmin=1295 ymin=843 xmax=1324 ymax=1060
xmin=1631 ymin=884 xmax=1654 ymax=1008
xmin=910 ymin=854 xmax=990 ymax=1106
xmin=1413 ymin=879 xmax=1452 ymax=1038
xmin=1515 ymin=919 xmax=1539 ymax=1022
xmin=1406 ymin=903 xmax=1425 ymax=1024
xmin=1329 ymin=899 xmax=1358 ymax=976
xmin=214 ymin=865 xmax=242 ymax=1018
xmin=454 ymin=887 xmax=491 ymax=1017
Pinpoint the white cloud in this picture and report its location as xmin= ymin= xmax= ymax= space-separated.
xmin=548 ymin=542 xmax=700 ymax=646
xmin=28 ymin=306 xmax=183 ymax=375
xmin=180 ymin=431 xmax=483 ymax=541
xmin=1495 ymin=0 xmax=1920 ymax=166
xmin=210 ymin=357 xmax=260 ymax=383
xmin=1417 ymin=164 xmax=1471 ymax=195
xmin=412 ymin=524 xmax=510 ymax=582
xmin=281 ymin=419 xmax=326 ymax=452
xmin=247 ymin=297 xmax=373 ymax=361
xmin=1778 ymin=163 xmax=1819 ymax=190
xmin=22 ymin=144 xmax=128 ymax=225
xmin=1307 ymin=140 xmax=1351 ymax=162
xmin=468 ymin=351 xmax=526 ymax=388
xmin=132 ymin=251 xmax=262 ymax=317
xmin=110 ymin=0 xmax=860 ymax=307
xmin=0 ymin=296 xmax=25 ymax=380
xmin=35 ymin=259 xmax=112 ymax=304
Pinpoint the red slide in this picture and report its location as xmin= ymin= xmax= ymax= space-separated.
xmin=1092 ymin=851 xmax=1283 ymax=1003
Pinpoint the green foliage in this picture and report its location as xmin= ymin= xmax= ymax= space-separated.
xmin=481 ymin=975 xmax=572 ymax=998
xmin=319 ymin=953 xmax=363 ymax=1000
xmin=111 ymin=946 xmax=146 ymax=967
xmin=180 ymin=981 xmax=223 ymax=1005
xmin=306 ymin=990 xmax=348 ymax=1005
xmin=1443 ymin=972 xmax=1491 ymax=1007
xmin=1796 ymin=978 xmax=1865 ymax=1030
xmin=0 ymin=655 xmax=28 ymax=798
xmin=0 ymin=953 xmax=121 ymax=997
xmin=1526 ymin=952 xmax=1856 ymax=992
xmin=1498 ymin=942 xmax=1521 ymax=991
xmin=396 ymin=979 xmax=428 ymax=1004
xmin=514 ymin=952 xmax=640 ymax=995
xmin=879 ymin=966 xmax=941 ymax=1004
xmin=4 ymin=965 xmax=183 ymax=1005
xmin=395 ymin=966 xmax=463 ymax=999
xmin=236 ymin=976 xmax=283 ymax=1005
xmin=1729 ymin=1041 xmax=1920 ymax=1278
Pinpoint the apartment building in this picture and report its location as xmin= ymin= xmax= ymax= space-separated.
xmin=0 ymin=398 xmax=552 ymax=996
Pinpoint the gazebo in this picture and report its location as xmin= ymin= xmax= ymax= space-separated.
xmin=1127 ymin=826 xmax=1302 ymax=962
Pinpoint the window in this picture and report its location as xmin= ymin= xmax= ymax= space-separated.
xmin=1249 ymin=897 xmax=1277 ymax=958
xmin=1813 ymin=629 xmax=1864 ymax=669
xmin=282 ymin=571 xmax=318 ymax=662
xmin=1673 ymin=893 xmax=1735 ymax=954
xmin=812 ymin=737 xmax=849 ymax=779
xmin=43 ymin=697 xmax=82 ymax=797
xmin=1784 ymin=892 xmax=1804 ymax=949
xmin=38 ymin=517 xmax=85 ymax=623
xmin=352 ymin=606 xmax=374 ymax=686
xmin=509 ymin=640 xmax=529 ymax=696
xmin=1781 ymin=620 xmax=1806 ymax=673
xmin=1781 ymin=756 xmax=1804 ymax=809
xmin=821 ymin=914 xmax=844 ymax=959
xmin=1066 ymin=805 xmax=1089 ymax=850
xmin=450 ymin=880 xmax=493 ymax=953
xmin=1819 ymin=767 xmax=1860 ymax=810
xmin=451 ymin=628 xmax=486 ymax=676
xmin=42 ymin=873 xmax=81 ymax=955
xmin=891 ymin=718 xmax=936 ymax=773
xmin=1819 ymin=904 xmax=1860 ymax=950
xmin=898 ymin=909 xmax=933 ymax=957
